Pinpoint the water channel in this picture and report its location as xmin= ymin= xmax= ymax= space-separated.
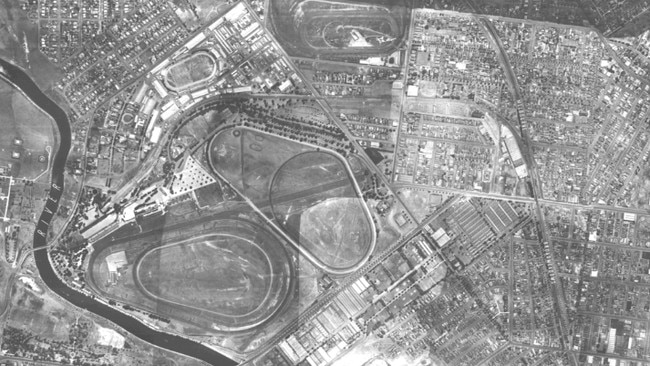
xmin=0 ymin=57 xmax=236 ymax=366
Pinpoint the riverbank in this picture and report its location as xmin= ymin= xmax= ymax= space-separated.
xmin=0 ymin=57 xmax=236 ymax=366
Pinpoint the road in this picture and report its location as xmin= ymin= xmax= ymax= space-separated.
xmin=472 ymin=8 xmax=573 ymax=359
xmin=248 ymin=193 xmax=530 ymax=364
xmin=247 ymin=194 xmax=462 ymax=364
xmin=390 ymin=5 xmax=418 ymax=185
xmin=0 ymin=355 xmax=65 ymax=366
xmin=245 ymin=3 xmax=418 ymax=225
xmin=266 ymin=172 xmax=364 ymax=208
xmin=206 ymin=130 xmax=379 ymax=276
xmin=596 ymin=33 xmax=650 ymax=88
xmin=393 ymin=182 xmax=650 ymax=215
xmin=131 ymin=231 xmax=284 ymax=331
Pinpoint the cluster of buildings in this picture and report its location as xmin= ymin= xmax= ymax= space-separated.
xmin=395 ymin=116 xmax=496 ymax=191
xmin=541 ymin=202 xmax=650 ymax=365
xmin=510 ymin=227 xmax=563 ymax=347
xmin=78 ymin=1 xmax=307 ymax=189
xmin=420 ymin=116 xmax=490 ymax=143
xmin=482 ymin=344 xmax=571 ymax=365
xmin=377 ymin=268 xmax=506 ymax=365
xmin=575 ymin=315 xmax=650 ymax=362
xmin=407 ymin=11 xmax=504 ymax=108
xmin=277 ymin=283 xmax=366 ymax=366
xmin=313 ymin=84 xmax=366 ymax=98
xmin=514 ymin=28 xmax=606 ymax=122
xmin=55 ymin=1 xmax=191 ymax=115
xmin=581 ymin=208 xmax=638 ymax=247
xmin=21 ymin=0 xmax=140 ymax=63
xmin=85 ymin=83 xmax=145 ymax=182
xmin=590 ymin=0 xmax=650 ymax=34
xmin=527 ymin=118 xmax=592 ymax=148
xmin=398 ymin=137 xmax=495 ymax=191
xmin=0 ymin=323 xmax=117 ymax=366
xmin=582 ymin=63 xmax=650 ymax=206
xmin=469 ymin=0 xmax=591 ymax=27
xmin=568 ymin=246 xmax=650 ymax=361
xmin=79 ymin=153 xmax=217 ymax=243
xmin=427 ymin=198 xmax=522 ymax=267
xmin=493 ymin=21 xmax=533 ymax=58
xmin=267 ymin=189 xmax=650 ymax=365
xmin=550 ymin=207 xmax=646 ymax=261
xmin=342 ymin=114 xmax=396 ymax=152
xmin=394 ymin=11 xmax=544 ymax=194
xmin=49 ymin=242 xmax=88 ymax=289
xmin=311 ymin=68 xmax=399 ymax=86
xmin=543 ymin=205 xmax=574 ymax=239
xmin=149 ymin=2 xmax=305 ymax=98
xmin=500 ymin=124 xmax=528 ymax=179
xmin=610 ymin=31 xmax=650 ymax=82
xmin=294 ymin=58 xmax=402 ymax=158
xmin=489 ymin=18 xmax=650 ymax=208
xmin=18 ymin=0 xmax=650 ymax=364
xmin=276 ymin=233 xmax=448 ymax=366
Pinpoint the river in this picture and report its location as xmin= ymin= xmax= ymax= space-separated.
xmin=0 ymin=58 xmax=237 ymax=366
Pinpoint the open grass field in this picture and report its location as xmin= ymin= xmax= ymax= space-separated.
xmin=397 ymin=188 xmax=447 ymax=223
xmin=328 ymin=97 xmax=394 ymax=119
xmin=0 ymin=80 xmax=57 ymax=180
xmin=187 ymin=0 xmax=231 ymax=23
xmin=209 ymin=127 xmax=311 ymax=201
xmin=164 ymin=51 xmax=217 ymax=91
xmin=301 ymin=196 xmax=372 ymax=268
xmin=270 ymin=152 xmax=374 ymax=270
xmin=210 ymin=129 xmax=375 ymax=271
xmin=88 ymin=215 xmax=293 ymax=332
xmin=136 ymin=233 xmax=272 ymax=317
xmin=5 ymin=285 xmax=71 ymax=340
xmin=3 ymin=276 xmax=209 ymax=365
xmin=209 ymin=127 xmax=244 ymax=188
xmin=194 ymin=181 xmax=224 ymax=208
xmin=180 ymin=106 xmax=232 ymax=142
xmin=271 ymin=151 xmax=346 ymax=196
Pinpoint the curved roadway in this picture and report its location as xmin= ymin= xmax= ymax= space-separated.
xmin=133 ymin=231 xmax=285 ymax=332
xmin=0 ymin=57 xmax=236 ymax=366
xmin=207 ymin=127 xmax=377 ymax=275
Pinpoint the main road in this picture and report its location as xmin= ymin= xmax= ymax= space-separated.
xmin=470 ymin=6 xmax=574 ymax=360
xmin=246 ymin=2 xmax=418 ymax=224
xmin=246 ymin=194 xmax=462 ymax=364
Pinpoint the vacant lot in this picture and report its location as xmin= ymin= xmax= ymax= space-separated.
xmin=328 ymin=97 xmax=394 ymax=119
xmin=0 ymin=80 xmax=57 ymax=179
xmin=5 ymin=285 xmax=71 ymax=340
xmin=302 ymin=196 xmax=373 ymax=268
xmin=270 ymin=152 xmax=374 ymax=270
xmin=271 ymin=151 xmax=346 ymax=196
xmin=209 ymin=128 xmax=311 ymax=201
xmin=397 ymin=188 xmax=446 ymax=223
xmin=187 ymin=0 xmax=231 ymax=23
